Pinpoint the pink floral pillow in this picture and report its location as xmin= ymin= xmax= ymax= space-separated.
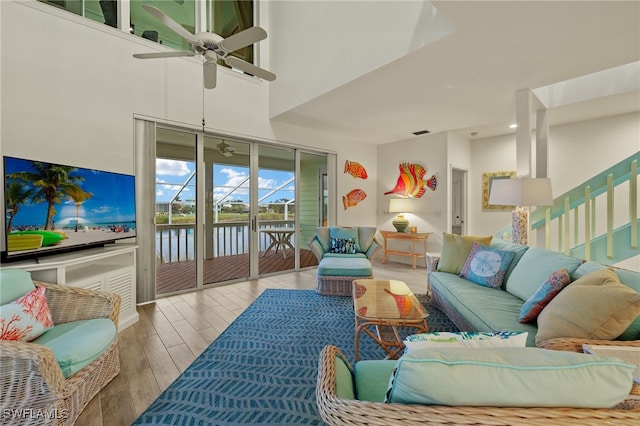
xmin=519 ymin=269 xmax=571 ymax=323
xmin=0 ymin=286 xmax=54 ymax=341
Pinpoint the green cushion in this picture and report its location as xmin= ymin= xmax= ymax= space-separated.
xmin=322 ymin=253 xmax=367 ymax=259
xmin=490 ymin=239 xmax=529 ymax=285
xmin=0 ymin=269 xmax=36 ymax=305
xmin=505 ymin=247 xmax=582 ymax=301
xmin=334 ymin=354 xmax=356 ymax=399
xmin=315 ymin=227 xmax=330 ymax=252
xmin=430 ymin=272 xmax=538 ymax=346
xmin=437 ymin=233 xmax=492 ymax=275
xmin=386 ymin=347 xmax=634 ymax=408
xmin=33 ymin=318 xmax=116 ymax=378
xmin=354 ymin=360 xmax=397 ymax=402
xmin=357 ymin=227 xmax=377 ymax=253
xmin=317 ymin=258 xmax=372 ymax=277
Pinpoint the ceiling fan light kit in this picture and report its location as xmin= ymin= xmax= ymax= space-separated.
xmin=133 ymin=5 xmax=276 ymax=89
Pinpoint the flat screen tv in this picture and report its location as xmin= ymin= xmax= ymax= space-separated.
xmin=2 ymin=156 xmax=136 ymax=262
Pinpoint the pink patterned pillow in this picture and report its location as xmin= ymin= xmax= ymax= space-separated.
xmin=519 ymin=269 xmax=571 ymax=323
xmin=0 ymin=286 xmax=54 ymax=341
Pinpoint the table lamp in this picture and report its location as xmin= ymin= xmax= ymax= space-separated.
xmin=488 ymin=177 xmax=553 ymax=245
xmin=389 ymin=198 xmax=413 ymax=232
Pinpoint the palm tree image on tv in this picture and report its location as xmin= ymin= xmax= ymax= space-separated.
xmin=8 ymin=162 xmax=89 ymax=231
xmin=4 ymin=157 xmax=136 ymax=255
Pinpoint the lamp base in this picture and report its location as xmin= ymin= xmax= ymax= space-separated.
xmin=392 ymin=215 xmax=409 ymax=233
xmin=512 ymin=207 xmax=529 ymax=245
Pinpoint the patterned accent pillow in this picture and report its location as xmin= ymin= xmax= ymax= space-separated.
xmin=404 ymin=331 xmax=528 ymax=353
xmin=519 ymin=269 xmax=571 ymax=323
xmin=0 ymin=286 xmax=54 ymax=342
xmin=459 ymin=242 xmax=515 ymax=288
xmin=328 ymin=227 xmax=360 ymax=254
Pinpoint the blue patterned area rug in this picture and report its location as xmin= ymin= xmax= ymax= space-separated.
xmin=133 ymin=289 xmax=457 ymax=425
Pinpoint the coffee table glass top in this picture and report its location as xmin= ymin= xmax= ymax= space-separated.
xmin=353 ymin=279 xmax=427 ymax=320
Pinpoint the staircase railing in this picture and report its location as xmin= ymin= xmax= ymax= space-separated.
xmin=529 ymin=151 xmax=639 ymax=266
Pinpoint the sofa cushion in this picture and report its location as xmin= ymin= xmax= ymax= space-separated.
xmin=315 ymin=227 xmax=330 ymax=252
xmin=490 ymin=239 xmax=529 ymax=284
xmin=317 ymin=257 xmax=372 ymax=277
xmin=437 ymin=233 xmax=492 ymax=275
xmin=0 ymin=286 xmax=54 ymax=342
xmin=354 ymin=359 xmax=397 ymax=402
xmin=385 ymin=347 xmax=634 ymax=408
xmin=430 ymin=272 xmax=538 ymax=346
xmin=572 ymin=261 xmax=640 ymax=340
xmin=0 ymin=268 xmax=36 ymax=305
xmin=519 ymin=269 xmax=571 ymax=323
xmin=334 ymin=354 xmax=356 ymax=400
xmin=33 ymin=318 xmax=117 ymax=378
xmin=329 ymin=227 xmax=360 ymax=254
xmin=536 ymin=268 xmax=640 ymax=345
xmin=505 ymin=247 xmax=582 ymax=302
xmin=460 ymin=243 xmax=515 ymax=289
xmin=404 ymin=331 xmax=527 ymax=353
xmin=357 ymin=227 xmax=377 ymax=254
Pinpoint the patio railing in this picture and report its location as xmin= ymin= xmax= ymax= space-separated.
xmin=156 ymin=220 xmax=295 ymax=263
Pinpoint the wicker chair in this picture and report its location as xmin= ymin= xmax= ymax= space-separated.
xmin=0 ymin=281 xmax=121 ymax=426
xmin=316 ymin=344 xmax=640 ymax=426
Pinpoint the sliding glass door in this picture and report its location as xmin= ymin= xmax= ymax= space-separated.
xmin=152 ymin=125 xmax=328 ymax=296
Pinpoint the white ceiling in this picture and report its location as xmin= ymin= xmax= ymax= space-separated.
xmin=270 ymin=1 xmax=640 ymax=144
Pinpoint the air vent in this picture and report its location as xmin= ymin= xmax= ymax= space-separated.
xmin=412 ymin=130 xmax=430 ymax=136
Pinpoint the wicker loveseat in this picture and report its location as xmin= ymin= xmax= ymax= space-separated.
xmin=0 ymin=274 xmax=121 ymax=426
xmin=316 ymin=344 xmax=640 ymax=426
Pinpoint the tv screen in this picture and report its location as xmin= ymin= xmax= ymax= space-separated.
xmin=2 ymin=156 xmax=136 ymax=262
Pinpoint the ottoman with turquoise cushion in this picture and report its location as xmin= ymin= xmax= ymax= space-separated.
xmin=316 ymin=257 xmax=373 ymax=296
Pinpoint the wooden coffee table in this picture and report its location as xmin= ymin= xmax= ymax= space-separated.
xmin=353 ymin=279 xmax=428 ymax=360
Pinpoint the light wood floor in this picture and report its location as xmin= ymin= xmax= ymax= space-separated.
xmin=75 ymin=258 xmax=428 ymax=426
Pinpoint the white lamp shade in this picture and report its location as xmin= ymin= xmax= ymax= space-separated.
xmin=389 ymin=198 xmax=413 ymax=213
xmin=489 ymin=178 xmax=553 ymax=207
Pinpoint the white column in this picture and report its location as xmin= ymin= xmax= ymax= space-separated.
xmin=515 ymin=89 xmax=533 ymax=178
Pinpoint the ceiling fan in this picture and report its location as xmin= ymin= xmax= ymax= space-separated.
xmin=133 ymin=5 xmax=276 ymax=89
xmin=217 ymin=141 xmax=236 ymax=157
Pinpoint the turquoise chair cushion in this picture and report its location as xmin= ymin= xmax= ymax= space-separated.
xmin=0 ymin=269 xmax=36 ymax=305
xmin=317 ymin=258 xmax=372 ymax=277
xmin=33 ymin=318 xmax=116 ymax=378
xmin=334 ymin=355 xmax=356 ymax=400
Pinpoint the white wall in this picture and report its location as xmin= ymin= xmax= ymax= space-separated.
xmin=268 ymin=0 xmax=453 ymax=119
xmin=470 ymin=112 xmax=639 ymax=238
xmin=377 ymin=132 xmax=447 ymax=262
xmin=0 ymin=1 xmax=378 ymax=230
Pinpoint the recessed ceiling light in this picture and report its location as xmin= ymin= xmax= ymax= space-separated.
xmin=412 ymin=130 xmax=430 ymax=136
xmin=509 ymin=124 xmax=518 ymax=129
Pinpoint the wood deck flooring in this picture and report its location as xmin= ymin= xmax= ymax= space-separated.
xmin=156 ymin=249 xmax=318 ymax=294
xmin=74 ymin=258 xmax=428 ymax=426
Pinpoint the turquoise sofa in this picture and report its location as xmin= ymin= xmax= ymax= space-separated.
xmin=428 ymin=237 xmax=640 ymax=347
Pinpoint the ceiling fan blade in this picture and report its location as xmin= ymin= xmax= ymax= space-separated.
xmin=225 ymin=57 xmax=276 ymax=81
xmin=133 ymin=51 xmax=195 ymax=59
xmin=142 ymin=4 xmax=203 ymax=47
xmin=204 ymin=61 xmax=217 ymax=89
xmin=218 ymin=27 xmax=267 ymax=53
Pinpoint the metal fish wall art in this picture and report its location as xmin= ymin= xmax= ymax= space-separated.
xmin=344 ymin=160 xmax=368 ymax=179
xmin=384 ymin=162 xmax=437 ymax=198
xmin=343 ymin=189 xmax=367 ymax=209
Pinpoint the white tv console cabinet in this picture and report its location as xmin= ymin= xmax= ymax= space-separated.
xmin=0 ymin=244 xmax=139 ymax=330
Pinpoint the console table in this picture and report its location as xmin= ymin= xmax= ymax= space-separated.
xmin=380 ymin=230 xmax=429 ymax=269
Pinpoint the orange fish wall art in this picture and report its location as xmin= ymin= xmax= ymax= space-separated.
xmin=384 ymin=162 xmax=437 ymax=198
xmin=344 ymin=160 xmax=368 ymax=179
xmin=343 ymin=189 xmax=367 ymax=210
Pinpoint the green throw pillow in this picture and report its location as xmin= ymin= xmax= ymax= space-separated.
xmin=436 ymin=233 xmax=492 ymax=275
